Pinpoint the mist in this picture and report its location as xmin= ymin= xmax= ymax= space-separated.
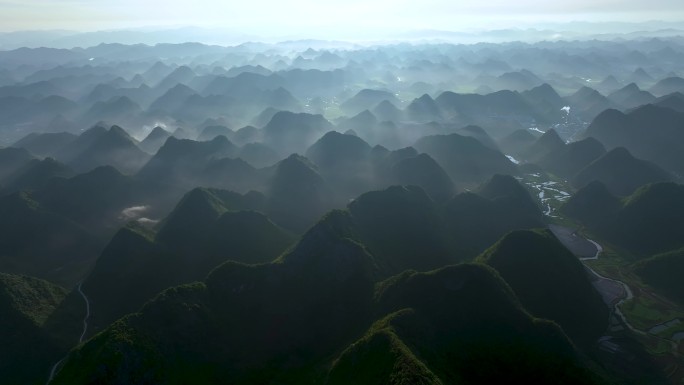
xmin=1 ymin=1 xmax=684 ymax=384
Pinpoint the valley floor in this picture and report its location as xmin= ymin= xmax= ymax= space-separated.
xmin=551 ymin=223 xmax=684 ymax=383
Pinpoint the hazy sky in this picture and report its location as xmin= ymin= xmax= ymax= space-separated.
xmin=1 ymin=0 xmax=684 ymax=34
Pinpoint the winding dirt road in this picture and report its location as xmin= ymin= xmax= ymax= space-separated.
xmin=46 ymin=282 xmax=91 ymax=384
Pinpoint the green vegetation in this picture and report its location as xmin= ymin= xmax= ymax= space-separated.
xmin=267 ymin=154 xmax=334 ymax=232
xmin=0 ymin=191 xmax=101 ymax=286
xmin=563 ymin=182 xmax=684 ymax=255
xmin=83 ymin=187 xmax=294 ymax=335
xmin=634 ymin=248 xmax=684 ymax=305
xmin=478 ymin=229 xmax=608 ymax=347
xmin=0 ymin=273 xmax=71 ymax=385
xmin=414 ymin=133 xmax=517 ymax=184
xmin=53 ymin=260 xmax=604 ymax=385
xmin=445 ymin=174 xmax=544 ymax=256
xmin=573 ymin=147 xmax=671 ymax=196
xmin=538 ymin=137 xmax=606 ymax=179
xmin=391 ymin=153 xmax=455 ymax=202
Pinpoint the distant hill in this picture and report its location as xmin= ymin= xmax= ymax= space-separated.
xmin=262 ymin=111 xmax=333 ymax=155
xmin=148 ymin=83 xmax=196 ymax=113
xmin=615 ymin=183 xmax=684 ymax=254
xmin=139 ymin=126 xmax=171 ymax=154
xmin=336 ymin=110 xmax=378 ymax=142
xmin=650 ymin=76 xmax=684 ymax=96
xmin=348 ymin=186 xmax=455 ymax=274
xmin=0 ymin=192 xmax=101 ymax=286
xmin=137 ymin=135 xmax=238 ymax=186
xmin=34 ymin=165 xmax=142 ymax=237
xmin=0 ymin=157 xmax=73 ymax=194
xmin=521 ymin=83 xmax=565 ymax=114
xmin=561 ymin=181 xmax=621 ymax=229
xmin=266 ymin=154 xmax=334 ymax=232
xmin=12 ymin=132 xmax=76 ymax=158
xmin=497 ymin=129 xmax=539 ymax=158
xmin=154 ymin=66 xmax=196 ymax=93
xmin=443 ymin=174 xmax=544 ymax=256
xmin=231 ymin=125 xmax=260 ymax=145
xmin=251 ymin=107 xmax=281 ymax=128
xmin=523 ymin=128 xmax=565 ymax=163
xmin=405 ymin=94 xmax=442 ymax=122
xmin=81 ymin=96 xmax=142 ymax=125
xmin=495 ymin=70 xmax=543 ymax=92
xmin=631 ymin=68 xmax=654 ymax=85
xmin=538 ymin=137 xmax=606 ymax=179
xmin=305 ymin=131 xmax=373 ymax=200
xmin=566 ymin=87 xmax=614 ymax=120
xmin=390 ymin=153 xmax=455 ymax=202
xmin=196 ymin=125 xmax=233 ymax=142
xmin=237 ymin=142 xmax=280 ymax=168
xmin=607 ymin=83 xmax=656 ymax=109
xmin=200 ymin=157 xmax=261 ymax=193
xmin=455 ymin=125 xmax=499 ymax=151
xmin=563 ymin=182 xmax=684 ymax=255
xmin=597 ymin=75 xmax=622 ymax=93
xmin=82 ymin=187 xmax=293 ymax=334
xmin=654 ymin=92 xmax=684 ymax=113
xmin=372 ymin=99 xmax=404 ymax=122
xmin=435 ymin=90 xmax=545 ymax=129
xmin=414 ymin=133 xmax=517 ymax=184
xmin=340 ymin=89 xmax=400 ymax=115
xmin=582 ymin=104 xmax=684 ymax=175
xmin=573 ymin=147 xmax=671 ymax=196
xmin=66 ymin=125 xmax=150 ymax=174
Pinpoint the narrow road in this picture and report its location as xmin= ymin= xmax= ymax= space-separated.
xmin=46 ymin=282 xmax=91 ymax=384
xmin=77 ymin=282 xmax=91 ymax=343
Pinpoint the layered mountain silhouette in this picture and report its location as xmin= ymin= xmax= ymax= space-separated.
xmin=390 ymin=153 xmax=455 ymax=202
xmin=0 ymin=273 xmax=72 ymax=385
xmin=340 ymin=89 xmax=400 ymax=115
xmin=573 ymin=147 xmax=672 ymax=196
xmin=12 ymin=132 xmax=77 ymax=158
xmin=2 ymin=37 xmax=684 ymax=385
xmin=567 ymin=87 xmax=614 ymax=120
xmin=444 ymin=174 xmax=544 ymax=256
xmin=414 ymin=133 xmax=517 ymax=184
xmin=265 ymin=154 xmax=334 ymax=232
xmin=82 ymin=187 xmax=293 ymax=334
xmin=328 ymin=264 xmax=601 ymax=385
xmin=497 ymin=129 xmax=539 ymax=158
xmin=305 ymin=131 xmax=373 ymax=200
xmin=52 ymin=225 xmax=603 ymax=385
xmin=137 ymin=135 xmax=238 ymax=187
xmin=0 ymin=191 xmax=101 ymax=286
xmin=139 ymin=126 xmax=171 ymax=154
xmin=0 ymin=157 xmax=73 ymax=194
xmin=262 ymin=111 xmax=333 ymax=155
xmin=538 ymin=137 xmax=606 ymax=179
xmin=634 ymin=248 xmax=684 ymax=304
xmin=563 ymin=181 xmax=684 ymax=255
xmin=523 ymin=128 xmax=565 ymax=163
xmin=478 ymin=229 xmax=608 ymax=347
xmin=582 ymin=104 xmax=684 ymax=175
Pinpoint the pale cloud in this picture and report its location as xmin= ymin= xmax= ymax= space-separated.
xmin=0 ymin=0 xmax=682 ymax=33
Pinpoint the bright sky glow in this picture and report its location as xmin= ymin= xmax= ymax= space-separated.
xmin=1 ymin=0 xmax=683 ymax=35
